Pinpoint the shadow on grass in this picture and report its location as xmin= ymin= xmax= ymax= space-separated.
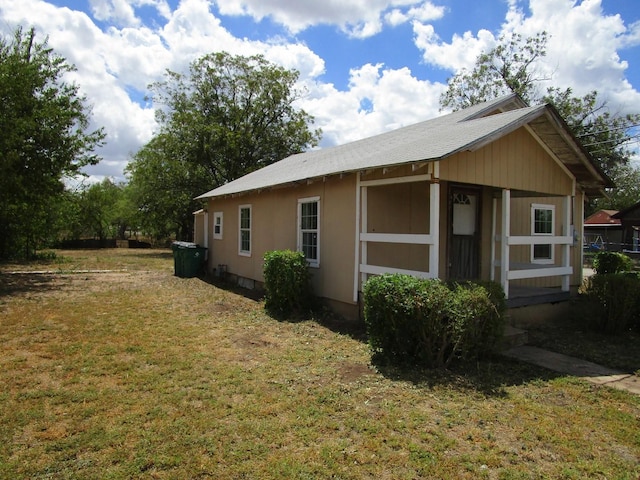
xmin=195 ymin=274 xmax=565 ymax=396
xmin=527 ymin=314 xmax=640 ymax=375
xmin=199 ymin=273 xmax=370 ymax=341
xmin=372 ymin=354 xmax=563 ymax=398
xmin=0 ymin=272 xmax=66 ymax=298
xmin=198 ymin=274 xmax=264 ymax=302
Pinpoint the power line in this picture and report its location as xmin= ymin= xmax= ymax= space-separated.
xmin=576 ymin=123 xmax=640 ymax=138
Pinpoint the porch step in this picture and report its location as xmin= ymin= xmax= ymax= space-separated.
xmin=501 ymin=325 xmax=528 ymax=350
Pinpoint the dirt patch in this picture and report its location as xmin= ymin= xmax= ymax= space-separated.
xmin=338 ymin=361 xmax=374 ymax=383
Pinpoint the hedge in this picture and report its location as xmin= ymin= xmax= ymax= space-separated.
xmin=263 ymin=250 xmax=313 ymax=319
xmin=363 ymin=274 xmax=505 ymax=368
xmin=592 ymin=251 xmax=633 ymax=274
xmin=579 ymin=272 xmax=640 ymax=334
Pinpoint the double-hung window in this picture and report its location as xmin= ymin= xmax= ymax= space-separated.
xmin=213 ymin=212 xmax=223 ymax=240
xmin=298 ymin=197 xmax=320 ymax=267
xmin=239 ymin=205 xmax=251 ymax=256
xmin=531 ymin=203 xmax=554 ymax=263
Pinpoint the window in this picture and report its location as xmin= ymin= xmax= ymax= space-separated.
xmin=239 ymin=205 xmax=251 ymax=256
xmin=531 ymin=204 xmax=554 ymax=263
xmin=298 ymin=197 xmax=320 ymax=267
xmin=213 ymin=212 xmax=223 ymax=240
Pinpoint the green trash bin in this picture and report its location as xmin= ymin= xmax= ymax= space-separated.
xmin=172 ymin=242 xmax=207 ymax=278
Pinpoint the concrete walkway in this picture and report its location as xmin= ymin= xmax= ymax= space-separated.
xmin=503 ymin=345 xmax=640 ymax=395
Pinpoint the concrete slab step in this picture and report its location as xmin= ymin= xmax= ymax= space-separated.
xmin=502 ymin=345 xmax=640 ymax=395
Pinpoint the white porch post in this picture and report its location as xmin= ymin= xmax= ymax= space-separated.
xmin=491 ymin=197 xmax=497 ymax=282
xmin=561 ymin=195 xmax=572 ymax=292
xmin=204 ymin=210 xmax=209 ymax=261
xmin=578 ymin=192 xmax=585 ymax=284
xmin=353 ymin=174 xmax=362 ymax=303
xmin=360 ymin=185 xmax=369 ymax=289
xmin=429 ymin=181 xmax=440 ymax=279
xmin=501 ymin=189 xmax=511 ymax=298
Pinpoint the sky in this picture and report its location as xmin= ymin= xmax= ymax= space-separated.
xmin=1 ymin=0 xmax=639 ymax=185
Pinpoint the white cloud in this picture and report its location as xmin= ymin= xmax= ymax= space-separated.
xmin=385 ymin=1 xmax=445 ymax=27
xmin=413 ymin=0 xmax=640 ymax=117
xmin=89 ymin=0 xmax=140 ymax=26
xmin=414 ymin=23 xmax=497 ymax=73
xmin=89 ymin=0 xmax=172 ymax=27
xmin=214 ymin=0 xmax=443 ymax=38
xmin=300 ymin=63 xmax=444 ymax=147
xmin=2 ymin=0 xmax=638 ymax=185
xmin=0 ymin=0 xmax=336 ymax=182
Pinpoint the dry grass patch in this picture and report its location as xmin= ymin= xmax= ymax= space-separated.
xmin=0 ymin=249 xmax=639 ymax=478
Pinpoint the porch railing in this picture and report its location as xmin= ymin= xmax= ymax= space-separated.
xmin=491 ymin=190 xmax=574 ymax=298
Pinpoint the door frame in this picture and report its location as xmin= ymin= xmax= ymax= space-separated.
xmin=447 ymin=184 xmax=482 ymax=280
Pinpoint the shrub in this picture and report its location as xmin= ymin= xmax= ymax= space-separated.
xmin=448 ymin=281 xmax=506 ymax=359
xmin=363 ymin=274 xmax=450 ymax=366
xmin=592 ymin=251 xmax=633 ymax=274
xmin=579 ymin=272 xmax=640 ymax=334
xmin=263 ymin=250 xmax=313 ymax=319
xmin=363 ymin=274 xmax=505 ymax=368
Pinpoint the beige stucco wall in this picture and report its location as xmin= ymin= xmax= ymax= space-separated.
xmin=206 ymin=174 xmax=357 ymax=306
xmin=439 ymin=127 xmax=575 ymax=195
xmin=439 ymin=126 xmax=583 ymax=290
xmin=366 ymin=181 xmax=431 ymax=272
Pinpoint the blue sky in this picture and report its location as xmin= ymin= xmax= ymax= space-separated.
xmin=1 ymin=0 xmax=639 ymax=183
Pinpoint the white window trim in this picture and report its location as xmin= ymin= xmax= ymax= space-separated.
xmin=213 ymin=211 xmax=223 ymax=240
xmin=297 ymin=196 xmax=320 ymax=268
xmin=531 ymin=203 xmax=555 ymax=264
xmin=238 ymin=205 xmax=251 ymax=257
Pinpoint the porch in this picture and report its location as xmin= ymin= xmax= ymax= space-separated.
xmin=353 ymin=167 xmax=579 ymax=308
xmin=506 ymin=285 xmax=570 ymax=308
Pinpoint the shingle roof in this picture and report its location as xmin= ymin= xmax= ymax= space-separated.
xmin=196 ymin=94 xmax=607 ymax=199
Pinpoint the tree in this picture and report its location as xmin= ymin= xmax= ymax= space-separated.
xmin=77 ymin=179 xmax=126 ymax=241
xmin=440 ymin=32 xmax=640 ymax=196
xmin=129 ymin=51 xmax=322 ymax=239
xmin=440 ymin=32 xmax=550 ymax=110
xmin=0 ymin=26 xmax=105 ymax=258
xmin=543 ymin=87 xmax=640 ymax=180
xmin=126 ymin=134 xmax=211 ymax=241
xmin=591 ymin=163 xmax=640 ymax=211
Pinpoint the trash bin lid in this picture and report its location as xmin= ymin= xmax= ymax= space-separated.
xmin=172 ymin=241 xmax=198 ymax=248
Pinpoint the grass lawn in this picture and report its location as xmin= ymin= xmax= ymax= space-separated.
xmin=1 ymin=249 xmax=639 ymax=479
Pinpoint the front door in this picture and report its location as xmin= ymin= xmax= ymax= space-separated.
xmin=448 ymin=186 xmax=480 ymax=280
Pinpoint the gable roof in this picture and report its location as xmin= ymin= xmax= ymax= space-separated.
xmin=197 ymin=94 xmax=610 ymax=200
xmin=585 ymin=209 xmax=621 ymax=226
xmin=612 ymin=200 xmax=640 ymax=220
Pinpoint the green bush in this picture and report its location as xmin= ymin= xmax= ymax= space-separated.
xmin=579 ymin=273 xmax=640 ymax=334
xmin=448 ymin=281 xmax=506 ymax=360
xmin=263 ymin=250 xmax=313 ymax=319
xmin=592 ymin=251 xmax=633 ymax=274
xmin=363 ymin=274 xmax=505 ymax=368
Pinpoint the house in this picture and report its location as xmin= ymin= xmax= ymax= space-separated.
xmin=612 ymin=201 xmax=640 ymax=254
xmin=195 ymin=95 xmax=610 ymax=323
xmin=583 ymin=209 xmax=622 ymax=251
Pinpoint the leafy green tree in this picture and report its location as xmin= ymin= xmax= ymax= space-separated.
xmin=591 ymin=163 xmax=640 ymax=211
xmin=543 ymin=87 xmax=640 ymax=180
xmin=129 ymin=51 xmax=322 ymax=239
xmin=126 ymin=134 xmax=210 ymax=241
xmin=77 ymin=179 xmax=124 ymax=241
xmin=440 ymin=31 xmax=640 ymax=195
xmin=0 ymin=26 xmax=105 ymax=258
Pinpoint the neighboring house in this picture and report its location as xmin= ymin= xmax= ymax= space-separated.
xmin=612 ymin=201 xmax=640 ymax=253
xmin=195 ymin=95 xmax=610 ymax=321
xmin=583 ymin=209 xmax=622 ymax=251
